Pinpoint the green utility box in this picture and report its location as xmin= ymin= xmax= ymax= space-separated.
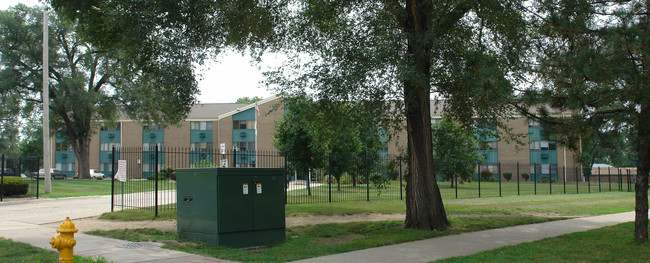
xmin=176 ymin=168 xmax=285 ymax=248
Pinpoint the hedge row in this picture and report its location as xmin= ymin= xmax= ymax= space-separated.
xmin=1 ymin=177 xmax=28 ymax=196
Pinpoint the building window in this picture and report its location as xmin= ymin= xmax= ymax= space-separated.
xmin=100 ymin=143 xmax=121 ymax=151
xmin=530 ymin=140 xmax=557 ymax=151
xmin=100 ymin=123 xmax=121 ymax=131
xmin=56 ymin=163 xmax=74 ymax=171
xmin=234 ymin=141 xmax=255 ymax=151
xmin=143 ymin=124 xmax=163 ymax=131
xmin=142 ymin=163 xmax=164 ymax=173
xmin=143 ymin=142 xmax=163 ymax=150
xmin=100 ymin=163 xmax=112 ymax=173
xmin=56 ymin=142 xmax=73 ymax=151
xmin=528 ymin=119 xmax=541 ymax=127
xmin=532 ymin=164 xmax=558 ymax=175
xmin=191 ymin=121 xmax=213 ymax=130
xmin=233 ymin=120 xmax=254 ymax=129
xmin=191 ymin=142 xmax=213 ymax=151
xmin=478 ymin=141 xmax=498 ymax=151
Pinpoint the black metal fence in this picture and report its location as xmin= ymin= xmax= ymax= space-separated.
xmin=0 ymin=154 xmax=40 ymax=201
xmin=107 ymin=147 xmax=636 ymax=215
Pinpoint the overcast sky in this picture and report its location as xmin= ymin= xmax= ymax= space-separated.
xmin=1 ymin=0 xmax=276 ymax=104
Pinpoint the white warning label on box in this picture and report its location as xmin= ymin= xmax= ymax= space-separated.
xmin=256 ymin=183 xmax=262 ymax=194
xmin=243 ymin=183 xmax=249 ymax=195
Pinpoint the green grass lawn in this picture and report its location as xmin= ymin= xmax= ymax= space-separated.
xmin=87 ymin=216 xmax=558 ymax=263
xmin=0 ymin=238 xmax=110 ymax=263
xmin=436 ymin=221 xmax=650 ymax=263
xmin=101 ymin=191 xmax=635 ymax=220
xmin=35 ymin=179 xmax=176 ymax=199
xmin=287 ymin=180 xmax=635 ymax=204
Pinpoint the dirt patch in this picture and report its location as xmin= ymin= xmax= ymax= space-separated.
xmin=41 ymin=214 xmax=405 ymax=233
xmin=40 ymin=213 xmax=573 ymax=233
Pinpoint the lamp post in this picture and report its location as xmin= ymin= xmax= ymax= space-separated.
xmin=43 ymin=8 xmax=51 ymax=194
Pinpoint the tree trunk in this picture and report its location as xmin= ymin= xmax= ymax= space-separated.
xmin=634 ymin=103 xmax=649 ymax=241
xmin=74 ymin=136 xmax=92 ymax=180
xmin=403 ymin=0 xmax=450 ymax=230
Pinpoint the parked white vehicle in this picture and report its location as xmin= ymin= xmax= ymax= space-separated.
xmin=90 ymin=169 xmax=105 ymax=179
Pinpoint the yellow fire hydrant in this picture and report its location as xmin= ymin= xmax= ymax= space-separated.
xmin=50 ymin=217 xmax=78 ymax=263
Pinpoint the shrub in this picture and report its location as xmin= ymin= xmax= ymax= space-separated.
xmin=488 ymin=178 xmax=497 ymax=182
xmin=503 ymin=172 xmax=513 ymax=181
xmin=160 ymin=166 xmax=176 ymax=181
xmin=522 ymin=173 xmax=530 ymax=182
xmin=370 ymin=173 xmax=389 ymax=196
xmin=540 ymin=178 xmax=548 ymax=183
xmin=480 ymin=170 xmax=493 ymax=181
xmin=145 ymin=167 xmax=176 ymax=181
xmin=0 ymin=177 xmax=28 ymax=196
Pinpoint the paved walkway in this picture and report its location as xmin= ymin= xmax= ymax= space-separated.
xmin=0 ymin=196 xmax=638 ymax=263
xmin=293 ymin=212 xmax=637 ymax=262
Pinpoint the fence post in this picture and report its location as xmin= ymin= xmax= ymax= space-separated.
xmin=328 ymin=154 xmax=332 ymax=203
xmin=587 ymin=168 xmax=592 ymax=194
xmin=608 ymin=166 xmax=611 ymax=192
xmin=549 ymin=164 xmax=552 ymax=195
xmin=478 ymin=163 xmax=481 ymax=198
xmin=284 ymin=154 xmax=289 ymax=205
xmin=576 ymin=166 xmax=579 ymax=194
xmin=155 ymin=144 xmax=159 ymax=217
xmin=563 ymin=164 xmax=566 ymax=194
xmin=111 ymin=146 xmax=115 ymax=212
xmin=627 ymin=169 xmax=631 ymax=192
xmin=399 ymin=158 xmax=403 ymax=200
xmin=455 ymin=172 xmax=458 ymax=199
xmin=498 ymin=162 xmax=502 ymax=197
xmin=36 ymin=155 xmax=40 ymax=199
xmin=534 ymin=163 xmax=537 ymax=195
xmin=366 ymin=152 xmax=370 ymax=202
xmin=598 ymin=167 xmax=601 ymax=192
xmin=516 ymin=162 xmax=520 ymax=195
xmin=619 ymin=168 xmax=622 ymax=191
xmin=233 ymin=149 xmax=237 ymax=168
xmin=1 ymin=153 xmax=4 ymax=202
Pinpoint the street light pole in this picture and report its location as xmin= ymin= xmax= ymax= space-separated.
xmin=43 ymin=8 xmax=51 ymax=194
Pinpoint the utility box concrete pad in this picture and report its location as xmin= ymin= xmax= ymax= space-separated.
xmin=176 ymin=168 xmax=285 ymax=248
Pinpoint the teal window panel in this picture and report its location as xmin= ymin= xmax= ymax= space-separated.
xmin=235 ymin=151 xmax=256 ymax=166
xmin=529 ymin=151 xmax=558 ymax=164
xmin=528 ymin=127 xmax=543 ymax=141
xmin=99 ymin=151 xmax=120 ymax=163
xmin=233 ymin=108 xmax=255 ymax=121
xmin=55 ymin=151 xmax=75 ymax=163
xmin=478 ymin=150 xmax=499 ymax=163
xmin=142 ymin=151 xmax=165 ymax=164
xmin=100 ymin=131 xmax=121 ymax=142
xmin=142 ymin=131 xmax=164 ymax=143
xmin=190 ymin=130 xmax=213 ymax=142
xmin=232 ymin=129 xmax=255 ymax=142
xmin=475 ymin=128 xmax=498 ymax=141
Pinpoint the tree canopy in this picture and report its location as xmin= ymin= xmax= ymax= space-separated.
xmin=521 ymin=0 xmax=650 ymax=240
xmin=0 ymin=5 xmax=198 ymax=179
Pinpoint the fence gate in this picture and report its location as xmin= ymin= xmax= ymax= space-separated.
xmin=0 ymin=154 xmax=40 ymax=201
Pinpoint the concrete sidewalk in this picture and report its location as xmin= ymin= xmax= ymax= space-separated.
xmin=293 ymin=212 xmax=636 ymax=263
xmin=0 ymin=220 xmax=234 ymax=263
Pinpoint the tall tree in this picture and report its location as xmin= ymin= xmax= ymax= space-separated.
xmin=265 ymin=1 xmax=528 ymax=230
xmin=525 ymin=0 xmax=650 ymax=240
xmin=0 ymin=5 xmax=198 ymax=179
xmin=52 ymin=0 xmax=528 ymax=230
xmin=273 ymin=95 xmax=326 ymax=196
xmin=432 ymin=118 xmax=483 ymax=187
